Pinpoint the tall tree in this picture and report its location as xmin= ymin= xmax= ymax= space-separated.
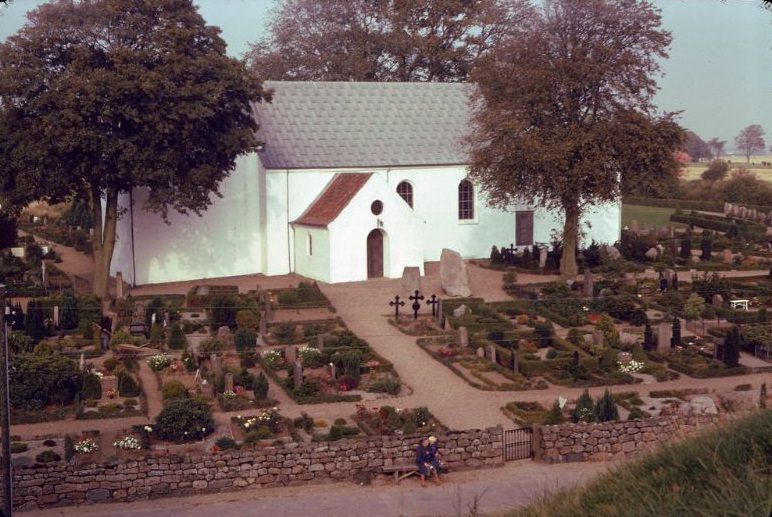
xmin=682 ymin=131 xmax=710 ymax=162
xmin=734 ymin=124 xmax=765 ymax=163
xmin=706 ymin=137 xmax=726 ymax=159
xmin=467 ymin=0 xmax=682 ymax=278
xmin=0 ymin=0 xmax=269 ymax=305
xmin=246 ymin=0 xmax=532 ymax=82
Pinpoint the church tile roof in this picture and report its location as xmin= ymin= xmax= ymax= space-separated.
xmin=253 ymin=81 xmax=471 ymax=170
xmin=292 ymin=173 xmax=372 ymax=227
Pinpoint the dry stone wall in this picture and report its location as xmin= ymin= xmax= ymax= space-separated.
xmin=536 ymin=414 xmax=721 ymax=463
xmin=11 ymin=427 xmax=503 ymax=511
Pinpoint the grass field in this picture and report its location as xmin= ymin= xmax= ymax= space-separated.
xmin=508 ymin=410 xmax=772 ymax=517
xmin=682 ymin=154 xmax=772 ymax=182
xmin=621 ymin=204 xmax=687 ymax=230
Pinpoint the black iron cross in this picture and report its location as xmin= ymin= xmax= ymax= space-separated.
xmin=508 ymin=243 xmax=516 ymax=254
xmin=409 ymin=290 xmax=424 ymax=320
xmin=426 ymin=294 xmax=439 ymax=317
xmin=389 ymin=295 xmax=405 ymax=319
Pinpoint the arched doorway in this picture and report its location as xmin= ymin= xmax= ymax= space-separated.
xmin=366 ymin=229 xmax=384 ymax=278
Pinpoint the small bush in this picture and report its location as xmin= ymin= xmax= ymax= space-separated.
xmin=234 ymin=328 xmax=257 ymax=352
xmin=215 ymin=436 xmax=238 ymax=450
xmin=167 ymin=323 xmax=187 ymax=350
xmin=43 ymin=439 xmax=57 ymax=447
xmin=162 ymin=380 xmax=190 ymax=401
xmin=36 ymin=450 xmax=61 ymax=463
xmin=367 ymin=376 xmax=401 ymax=395
xmin=293 ymin=412 xmax=314 ymax=433
xmin=334 ymin=417 xmax=347 ymax=426
xmin=118 ymin=372 xmax=141 ymax=397
xmin=252 ymin=372 xmax=269 ymax=400
xmin=155 ymin=399 xmax=215 ymax=442
xmin=10 ymin=442 xmax=28 ymax=454
xmin=81 ymin=372 xmax=102 ymax=400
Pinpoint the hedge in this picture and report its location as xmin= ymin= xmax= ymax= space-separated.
xmin=624 ymin=196 xmax=772 ymax=213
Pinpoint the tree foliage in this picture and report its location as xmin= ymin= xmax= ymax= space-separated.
xmin=467 ymin=0 xmax=682 ymax=278
xmin=246 ymin=0 xmax=533 ymax=82
xmin=722 ymin=326 xmax=741 ymax=368
xmin=700 ymin=160 xmax=729 ymax=182
xmin=155 ymin=398 xmax=215 ymax=442
xmin=682 ymin=130 xmax=710 ymax=161
xmin=734 ymin=124 xmax=765 ymax=163
xmin=706 ymin=137 xmax=726 ymax=159
xmin=0 ymin=0 xmax=270 ymax=303
xmin=9 ymin=352 xmax=82 ymax=410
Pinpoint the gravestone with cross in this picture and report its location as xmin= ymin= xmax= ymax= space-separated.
xmin=427 ymin=294 xmax=439 ymax=317
xmin=389 ymin=295 xmax=406 ymax=320
xmin=409 ymin=290 xmax=424 ymax=319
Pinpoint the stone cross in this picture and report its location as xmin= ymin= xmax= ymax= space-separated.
xmin=458 ymin=326 xmax=469 ymax=348
xmin=583 ymin=270 xmax=593 ymax=297
xmin=409 ymin=290 xmax=424 ymax=319
xmin=293 ymin=360 xmax=303 ymax=390
xmin=389 ymin=295 xmax=406 ymax=319
xmin=426 ymin=294 xmax=440 ymax=317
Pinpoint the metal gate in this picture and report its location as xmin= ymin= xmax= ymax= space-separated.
xmin=503 ymin=427 xmax=533 ymax=461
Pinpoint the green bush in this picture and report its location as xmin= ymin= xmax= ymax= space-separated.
xmin=81 ymin=372 xmax=102 ymax=400
xmin=155 ymin=399 xmax=215 ymax=442
xmin=10 ymin=352 xmax=82 ymax=410
xmin=167 ymin=323 xmax=187 ymax=350
xmin=367 ymin=376 xmax=401 ymax=395
xmin=543 ymin=400 xmax=565 ymax=425
xmin=572 ymin=389 xmax=595 ymax=423
xmin=162 ymin=380 xmax=189 ymax=401
xmin=199 ymin=337 xmax=224 ymax=355
xmin=10 ymin=442 xmax=28 ymax=453
xmin=234 ymin=328 xmax=257 ymax=352
xmin=236 ymin=310 xmax=259 ymax=330
xmin=118 ymin=372 xmax=141 ymax=397
xmin=210 ymin=295 xmax=237 ymax=329
xmin=35 ymin=450 xmax=61 ymax=463
xmin=215 ymin=436 xmax=238 ymax=450
xmin=594 ymin=389 xmax=620 ymax=422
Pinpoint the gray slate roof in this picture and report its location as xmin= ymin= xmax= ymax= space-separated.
xmin=252 ymin=81 xmax=472 ymax=170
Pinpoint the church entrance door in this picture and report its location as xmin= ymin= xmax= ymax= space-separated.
xmin=367 ymin=229 xmax=384 ymax=278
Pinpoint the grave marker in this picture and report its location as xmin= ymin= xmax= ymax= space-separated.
xmin=389 ymin=295 xmax=406 ymax=320
xmin=285 ymin=345 xmax=297 ymax=364
xmin=538 ymin=246 xmax=548 ymax=269
xmin=200 ymin=379 xmax=214 ymax=398
xmin=293 ymin=360 xmax=303 ymax=390
xmin=427 ymin=294 xmax=439 ymax=317
xmin=657 ymin=322 xmax=671 ymax=353
xmin=329 ymin=362 xmax=336 ymax=380
xmin=583 ymin=270 xmax=593 ymax=297
xmin=487 ymin=345 xmax=497 ymax=364
xmin=409 ymin=290 xmax=424 ymax=320
xmin=458 ymin=326 xmax=469 ymax=348
xmin=259 ymin=313 xmax=267 ymax=336
xmin=476 ymin=347 xmax=485 ymax=358
xmin=211 ymin=353 xmax=221 ymax=374
xmin=224 ymin=372 xmax=234 ymax=393
xmin=511 ymin=353 xmax=519 ymax=373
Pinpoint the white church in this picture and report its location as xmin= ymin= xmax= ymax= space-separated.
xmin=112 ymin=81 xmax=621 ymax=286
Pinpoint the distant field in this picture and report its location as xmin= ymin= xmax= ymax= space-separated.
xmin=682 ymin=154 xmax=772 ymax=181
xmin=621 ymin=204 xmax=687 ymax=230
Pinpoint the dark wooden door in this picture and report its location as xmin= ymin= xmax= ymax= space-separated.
xmin=516 ymin=211 xmax=534 ymax=246
xmin=367 ymin=229 xmax=384 ymax=278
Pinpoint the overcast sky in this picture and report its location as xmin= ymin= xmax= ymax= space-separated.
xmin=1 ymin=0 xmax=770 ymax=151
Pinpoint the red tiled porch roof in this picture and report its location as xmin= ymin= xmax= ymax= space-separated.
xmin=292 ymin=173 xmax=372 ymax=227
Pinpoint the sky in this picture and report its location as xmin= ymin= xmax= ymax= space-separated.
xmin=1 ymin=0 xmax=770 ymax=151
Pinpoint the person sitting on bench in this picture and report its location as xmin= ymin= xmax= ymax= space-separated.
xmin=415 ymin=437 xmax=441 ymax=487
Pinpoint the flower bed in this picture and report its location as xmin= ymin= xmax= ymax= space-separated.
xmin=353 ymin=404 xmax=444 ymax=436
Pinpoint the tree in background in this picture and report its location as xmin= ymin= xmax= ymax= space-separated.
xmin=0 ymin=0 xmax=269 ymax=306
xmin=60 ymin=293 xmax=79 ymax=330
xmin=468 ymin=0 xmax=682 ymax=278
xmin=246 ymin=0 xmax=532 ymax=82
xmin=734 ymin=124 xmax=765 ymax=163
xmin=683 ymin=131 xmax=711 ymax=162
xmin=706 ymin=137 xmax=726 ymax=159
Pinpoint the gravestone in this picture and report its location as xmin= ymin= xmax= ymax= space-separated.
xmin=224 ymin=373 xmax=234 ymax=393
xmin=592 ymin=329 xmax=604 ymax=347
xmin=645 ymin=248 xmax=658 ymax=260
xmin=100 ymin=375 xmax=118 ymax=398
xmin=538 ymin=246 xmax=548 ymax=269
xmin=657 ymin=323 xmax=671 ymax=353
xmin=664 ymin=269 xmax=675 ymax=289
xmin=723 ymin=249 xmax=733 ymax=263
xmin=317 ymin=334 xmax=325 ymax=349
xmin=210 ymin=353 xmax=221 ymax=374
xmin=435 ymin=298 xmax=444 ymax=327
xmin=487 ymin=345 xmax=496 ymax=364
xmin=41 ymin=261 xmax=47 ymax=286
xmin=217 ymin=326 xmax=233 ymax=348
xmin=200 ymin=379 xmax=214 ymax=398
xmin=476 ymin=347 xmax=485 ymax=358
xmin=285 ymin=345 xmax=297 ymax=364
xmin=511 ymin=353 xmax=519 ymax=373
xmin=401 ymin=266 xmax=422 ymax=296
xmin=439 ymin=248 xmax=472 ymax=297
xmin=453 ymin=304 xmax=469 ymax=318
xmin=712 ymin=294 xmax=724 ymax=306
xmin=724 ymin=202 xmax=731 ymax=215
xmin=53 ymin=305 xmax=60 ymax=327
xmin=617 ymin=351 xmax=632 ymax=364
xmin=329 ymin=362 xmax=336 ymax=380
xmin=293 ymin=360 xmax=303 ymax=389
xmin=600 ymin=244 xmax=621 ymax=261
xmin=583 ymin=270 xmax=594 ymax=297
xmin=259 ymin=314 xmax=267 ymax=336
xmin=458 ymin=326 xmax=469 ymax=348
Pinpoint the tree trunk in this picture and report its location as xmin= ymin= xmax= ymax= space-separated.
xmin=88 ymin=185 xmax=119 ymax=310
xmin=559 ymin=201 xmax=580 ymax=280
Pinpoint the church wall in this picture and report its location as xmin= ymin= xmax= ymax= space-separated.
xmin=292 ymin=226 xmax=331 ymax=282
xmin=112 ymin=154 xmax=263 ymax=285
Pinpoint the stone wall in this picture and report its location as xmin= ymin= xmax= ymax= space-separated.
xmin=11 ymin=427 xmax=503 ymax=511
xmin=535 ymin=414 xmax=721 ymax=463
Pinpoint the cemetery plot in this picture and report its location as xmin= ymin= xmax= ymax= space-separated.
xmin=353 ymin=404 xmax=445 ymax=436
xmin=260 ymin=330 xmax=402 ymax=404
xmin=77 ymin=356 xmax=146 ymax=420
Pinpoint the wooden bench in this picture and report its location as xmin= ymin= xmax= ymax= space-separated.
xmin=381 ymin=464 xmax=419 ymax=483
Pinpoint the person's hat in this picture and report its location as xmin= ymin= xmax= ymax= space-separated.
xmin=428 ymin=436 xmax=437 ymax=444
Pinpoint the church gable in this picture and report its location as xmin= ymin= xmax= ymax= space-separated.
xmin=292 ymin=173 xmax=373 ymax=228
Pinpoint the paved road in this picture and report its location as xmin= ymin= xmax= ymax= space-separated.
xmin=23 ymin=460 xmax=615 ymax=517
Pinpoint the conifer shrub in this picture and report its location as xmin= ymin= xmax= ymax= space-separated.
xmin=252 ymin=372 xmax=269 ymax=401
xmin=543 ymin=400 xmax=566 ymax=425
xmin=81 ymin=372 xmax=102 ymax=400
xmin=234 ymin=328 xmax=257 ymax=352
xmin=594 ymin=388 xmax=619 ymax=422
xmin=572 ymin=389 xmax=595 ymax=423
xmin=117 ymin=372 xmax=141 ymax=397
xmin=167 ymin=323 xmax=187 ymax=350
xmin=162 ymin=380 xmax=189 ymax=401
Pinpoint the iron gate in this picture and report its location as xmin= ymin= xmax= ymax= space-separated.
xmin=503 ymin=427 xmax=533 ymax=461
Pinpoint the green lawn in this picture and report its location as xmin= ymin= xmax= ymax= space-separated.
xmin=621 ymin=204 xmax=687 ymax=230
xmin=683 ymin=156 xmax=772 ymax=182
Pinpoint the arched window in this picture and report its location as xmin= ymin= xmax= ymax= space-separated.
xmin=458 ymin=179 xmax=474 ymax=220
xmin=396 ymin=181 xmax=413 ymax=208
